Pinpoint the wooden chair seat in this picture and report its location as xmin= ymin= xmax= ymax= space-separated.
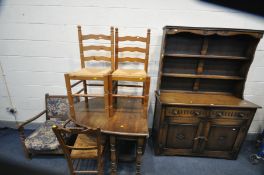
xmin=112 ymin=69 xmax=147 ymax=81
xmin=69 ymin=68 xmax=111 ymax=79
xmin=71 ymin=134 xmax=103 ymax=159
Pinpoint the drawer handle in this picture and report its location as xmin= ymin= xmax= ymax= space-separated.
xmin=173 ymin=110 xmax=178 ymax=115
xmin=216 ymin=112 xmax=223 ymax=117
xmin=238 ymin=113 xmax=245 ymax=117
xmin=194 ymin=111 xmax=200 ymax=116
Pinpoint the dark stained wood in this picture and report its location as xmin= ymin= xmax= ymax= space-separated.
xmin=164 ymin=53 xmax=248 ymax=60
xmin=165 ymin=26 xmax=264 ymax=38
xmin=153 ymin=26 xmax=263 ymax=159
xmin=162 ymin=73 xmax=244 ymax=80
xmin=158 ymin=91 xmax=260 ymax=108
xmin=71 ymin=98 xmax=148 ymax=137
xmin=70 ymin=98 xmax=148 ymax=174
xmin=52 ymin=126 xmax=105 ymax=175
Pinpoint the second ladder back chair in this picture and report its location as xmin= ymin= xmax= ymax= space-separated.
xmin=65 ymin=26 xmax=114 ymax=119
xmin=52 ymin=125 xmax=105 ymax=175
xmin=109 ymin=28 xmax=151 ymax=117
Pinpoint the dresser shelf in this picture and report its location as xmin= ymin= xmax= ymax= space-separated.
xmin=162 ymin=73 xmax=244 ymax=80
xmin=164 ymin=53 xmax=248 ymax=60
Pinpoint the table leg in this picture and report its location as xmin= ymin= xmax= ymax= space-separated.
xmin=136 ymin=137 xmax=145 ymax=175
xmin=110 ymin=135 xmax=117 ymax=175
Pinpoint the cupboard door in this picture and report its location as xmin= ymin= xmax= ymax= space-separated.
xmin=166 ymin=123 xmax=198 ymax=149
xmin=205 ymin=125 xmax=240 ymax=151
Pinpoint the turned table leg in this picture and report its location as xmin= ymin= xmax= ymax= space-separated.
xmin=110 ymin=135 xmax=117 ymax=175
xmin=136 ymin=137 xmax=145 ymax=175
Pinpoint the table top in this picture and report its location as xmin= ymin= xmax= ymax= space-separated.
xmin=157 ymin=91 xmax=260 ymax=108
xmin=70 ymin=98 xmax=149 ymax=137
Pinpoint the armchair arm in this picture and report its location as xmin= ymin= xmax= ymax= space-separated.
xmin=63 ymin=119 xmax=72 ymax=128
xmin=17 ymin=110 xmax=46 ymax=130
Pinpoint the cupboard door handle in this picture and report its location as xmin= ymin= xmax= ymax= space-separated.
xmin=194 ymin=136 xmax=208 ymax=141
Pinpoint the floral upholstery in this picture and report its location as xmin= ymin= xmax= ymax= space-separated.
xmin=23 ymin=95 xmax=79 ymax=152
xmin=25 ymin=120 xmax=75 ymax=151
xmin=46 ymin=97 xmax=70 ymax=120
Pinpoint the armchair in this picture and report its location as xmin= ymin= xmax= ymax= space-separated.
xmin=18 ymin=94 xmax=78 ymax=158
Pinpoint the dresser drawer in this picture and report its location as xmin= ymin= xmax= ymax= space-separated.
xmin=210 ymin=109 xmax=251 ymax=119
xmin=165 ymin=107 xmax=206 ymax=118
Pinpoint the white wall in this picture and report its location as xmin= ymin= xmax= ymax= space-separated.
xmin=0 ymin=0 xmax=264 ymax=133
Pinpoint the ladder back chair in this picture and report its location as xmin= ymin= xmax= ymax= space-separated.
xmin=52 ymin=125 xmax=105 ymax=175
xmin=65 ymin=26 xmax=114 ymax=119
xmin=109 ymin=28 xmax=151 ymax=117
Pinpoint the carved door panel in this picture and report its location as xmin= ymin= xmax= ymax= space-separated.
xmin=201 ymin=118 xmax=247 ymax=159
xmin=166 ymin=123 xmax=199 ymax=149
xmin=205 ymin=125 xmax=240 ymax=151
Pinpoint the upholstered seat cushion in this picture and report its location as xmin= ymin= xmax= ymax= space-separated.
xmin=69 ymin=68 xmax=111 ymax=78
xmin=112 ymin=69 xmax=147 ymax=79
xmin=71 ymin=134 xmax=103 ymax=159
xmin=25 ymin=120 xmax=74 ymax=151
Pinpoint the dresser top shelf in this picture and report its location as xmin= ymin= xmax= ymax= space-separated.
xmin=157 ymin=26 xmax=263 ymax=98
xmin=157 ymin=91 xmax=260 ymax=108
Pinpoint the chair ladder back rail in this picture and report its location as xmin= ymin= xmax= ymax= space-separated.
xmin=114 ymin=28 xmax=151 ymax=70
xmin=78 ymin=25 xmax=85 ymax=68
xmin=82 ymin=34 xmax=111 ymax=40
xmin=145 ymin=29 xmax=151 ymax=72
xmin=78 ymin=26 xmax=115 ymax=69
xmin=118 ymin=57 xmax=145 ymax=63
xmin=118 ymin=35 xmax=147 ymax=42
xmin=83 ymin=45 xmax=112 ymax=51
xmin=118 ymin=47 xmax=146 ymax=53
xmin=83 ymin=56 xmax=111 ymax=62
